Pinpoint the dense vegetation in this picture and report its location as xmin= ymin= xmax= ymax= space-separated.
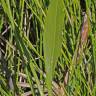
xmin=0 ymin=0 xmax=96 ymax=96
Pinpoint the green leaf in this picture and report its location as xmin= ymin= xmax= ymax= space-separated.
xmin=43 ymin=0 xmax=64 ymax=95
xmin=1 ymin=0 xmax=15 ymax=30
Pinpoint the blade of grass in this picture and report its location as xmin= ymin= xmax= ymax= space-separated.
xmin=1 ymin=0 xmax=15 ymax=30
xmin=14 ymin=28 xmax=44 ymax=96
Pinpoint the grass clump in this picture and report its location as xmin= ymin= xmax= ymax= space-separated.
xmin=0 ymin=0 xmax=96 ymax=96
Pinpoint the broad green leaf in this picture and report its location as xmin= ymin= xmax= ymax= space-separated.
xmin=43 ymin=0 xmax=64 ymax=95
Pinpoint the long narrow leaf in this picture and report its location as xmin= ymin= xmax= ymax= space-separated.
xmin=43 ymin=0 xmax=64 ymax=95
